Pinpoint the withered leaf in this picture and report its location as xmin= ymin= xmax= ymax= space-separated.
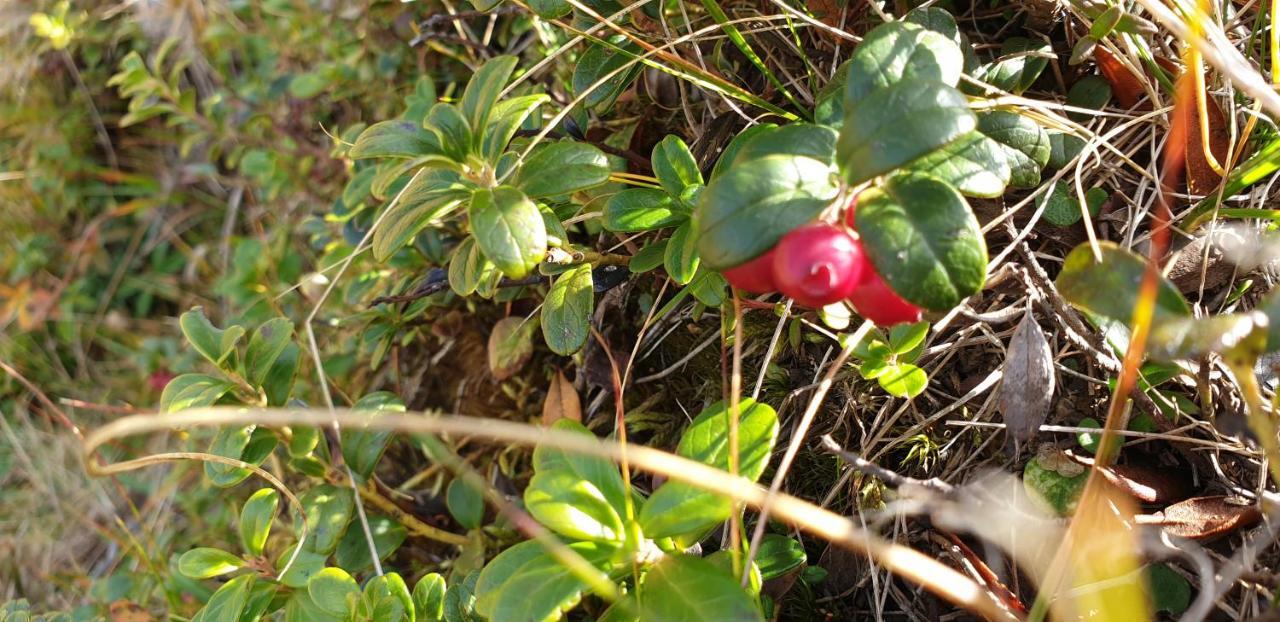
xmin=541 ymin=370 xmax=582 ymax=425
xmin=1174 ymin=75 xmax=1232 ymax=195
xmin=1099 ymin=463 xmax=1192 ymax=505
xmin=998 ymin=311 xmax=1055 ymax=454
xmin=487 ymin=317 xmax=536 ymax=381
xmin=1136 ymin=495 xmax=1261 ymax=540
xmin=1095 ymin=47 xmax=1146 ymax=109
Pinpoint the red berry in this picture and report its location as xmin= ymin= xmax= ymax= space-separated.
xmin=722 ymin=248 xmax=778 ymax=294
xmin=847 ymin=262 xmax=922 ymax=326
xmin=771 ymin=224 xmax=866 ymax=308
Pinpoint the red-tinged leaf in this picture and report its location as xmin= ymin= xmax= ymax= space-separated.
xmin=1173 ymin=78 xmax=1232 ymax=194
xmin=541 ymin=371 xmax=582 ymax=425
xmin=487 ymin=317 xmax=536 ymax=381
xmin=1135 ymin=495 xmax=1261 ymax=540
xmin=1095 ymin=47 xmax=1146 ymax=109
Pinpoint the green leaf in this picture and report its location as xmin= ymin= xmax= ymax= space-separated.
xmin=977 ymin=111 xmax=1051 ymax=188
xmin=711 ymin=124 xmax=777 ymax=179
xmin=193 ymin=575 xmax=256 ymax=622
xmin=289 ymin=71 xmax=329 ymax=99
xmin=1147 ymin=564 xmax=1191 ymax=615
xmin=639 ymin=399 xmax=778 ymax=539
xmin=262 ymin=343 xmax=300 ymax=407
xmin=298 ymin=484 xmax=355 ymax=555
xmin=361 ymin=573 xmax=415 ymax=622
xmin=1067 ymin=76 xmax=1113 ymax=121
xmin=756 ymin=534 xmax=807 ymax=580
xmin=688 ymin=269 xmax=728 ymax=307
xmin=541 ymin=264 xmax=594 ymax=355
xmin=907 ymin=131 xmax=1010 ymax=198
xmin=652 ymin=135 xmax=703 ymax=196
xmin=179 ymin=547 xmax=244 ymax=579
xmin=283 ymin=586 xmax=346 ymax=622
xmin=276 ymin=546 xmax=328 ymax=589
xmin=475 ymin=540 xmax=617 ymax=622
xmin=528 ymin=0 xmax=571 ymax=18
xmin=877 ymin=363 xmax=928 ymax=397
xmin=239 ymin=488 xmax=279 ymax=557
xmin=1023 ymin=449 xmax=1087 ymax=516
xmin=515 ymin=141 xmax=611 ymax=199
xmin=838 ymin=80 xmax=975 ymax=185
xmin=663 ymin=221 xmax=700 ymax=285
xmin=525 ymin=419 xmax=629 ymax=541
xmin=904 ymin=7 xmax=961 ymax=46
xmin=1056 ymin=242 xmax=1191 ymax=327
xmin=448 ymin=236 xmax=498 ymax=297
xmin=160 ymin=374 xmax=235 ymax=413
xmin=856 ymin=172 xmax=987 ymax=311
xmin=1147 ymin=312 xmax=1268 ymax=363
xmin=351 ymin=120 xmax=444 ymax=159
xmin=180 ymin=307 xmax=245 ymax=369
xmin=460 ymin=56 xmax=519 ymax=139
xmin=889 ymin=321 xmax=930 ymax=356
xmin=482 ymin=94 xmax=550 ymax=163
xmin=342 ymin=392 xmax=406 ymax=481
xmin=425 ymin=103 xmax=474 ymax=162
xmin=335 ymin=514 xmax=407 ymax=574
xmin=639 ymin=556 xmax=763 ymax=622
xmin=723 ymin=124 xmax=837 ymax=168
xmin=244 ymin=318 xmax=293 ymax=386
xmin=412 ymin=573 xmax=447 ymax=622
xmin=488 ymin=317 xmax=537 ymax=381
xmin=1047 ymin=132 xmax=1087 ymax=170
xmin=447 ymin=477 xmax=486 ymax=530
xmin=372 ymin=169 xmax=469 ymax=262
xmin=844 ymin=22 xmax=963 ymax=102
xmin=308 ymin=568 xmax=361 ymax=617
xmin=573 ymin=36 xmax=642 ymax=111
xmin=1043 ymin=181 xmax=1084 ymax=227
xmin=468 ymin=186 xmax=547 ymax=279
xmin=403 ymin=76 xmax=438 ymax=125
xmin=444 ymin=571 xmax=481 ymax=622
xmin=695 ymin=154 xmax=838 ymax=269
xmin=241 ymin=580 xmax=278 ymax=622
xmin=203 ymin=425 xmax=263 ymax=488
xmin=975 ymin=37 xmax=1051 ymax=95
xmin=603 ymin=188 xmax=685 ymax=232
xmin=629 ymin=241 xmax=668 ymax=273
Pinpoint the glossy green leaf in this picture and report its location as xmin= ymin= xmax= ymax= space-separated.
xmin=1147 ymin=312 xmax=1268 ymax=363
xmin=629 ymin=241 xmax=668 ymax=273
xmin=977 ymin=111 xmax=1051 ymax=188
xmin=711 ymin=124 xmax=777 ymax=179
xmin=688 ymin=269 xmax=728 ymax=307
xmin=695 ymin=154 xmax=838 ymax=269
xmin=460 ymin=56 xmax=518 ymax=139
xmin=904 ymin=7 xmax=961 ymax=46
xmin=838 ymin=80 xmax=975 ymax=185
xmin=468 ymin=186 xmax=547 ymax=279
xmin=663 ymin=221 xmax=700 ymax=285
xmin=447 ymin=477 xmax=486 ymax=530
xmin=724 ymin=123 xmax=837 ymax=167
xmin=425 ymin=102 xmax=473 ymax=162
xmin=308 ymin=568 xmax=361 ymax=617
xmin=413 ymin=573 xmax=447 ymax=622
xmin=474 ymin=540 xmax=617 ymax=622
xmin=448 ymin=236 xmax=498 ymax=297
xmin=298 ymin=484 xmax=355 ymax=555
xmin=856 ymin=172 xmax=987 ymax=311
xmin=652 ymin=135 xmax=702 ymax=196
xmin=1055 ymin=242 xmax=1191 ymax=327
xmin=192 ymin=575 xmax=256 ymax=622
xmin=342 ymin=392 xmax=406 ymax=481
xmin=203 ymin=425 xmax=269 ymax=488
xmin=160 ymin=374 xmax=235 ymax=413
xmin=541 ymin=264 xmax=594 ymax=355
xmin=1067 ymin=76 xmax=1113 ymax=121
xmin=335 ymin=514 xmax=407 ymax=573
xmin=283 ymin=587 xmax=346 ymax=622
xmin=975 ymin=37 xmax=1051 ymax=95
xmin=1047 ymin=132 xmax=1087 ymax=170
xmin=239 ymin=488 xmax=279 ymax=557
xmin=877 ymin=363 xmax=928 ymax=397
xmin=844 ymin=22 xmax=963 ymax=102
xmin=1043 ymin=181 xmax=1100 ymax=227
xmin=756 ymin=534 xmax=807 ymax=580
xmin=639 ymin=556 xmax=763 ymax=621
xmin=528 ymin=0 xmax=571 ymax=18
xmin=639 ymin=399 xmax=778 ymax=538
xmin=180 ymin=307 xmax=244 ymax=369
xmin=179 ymin=547 xmax=244 ymax=579
xmin=243 ymin=318 xmax=293 ymax=386
xmin=572 ymin=36 xmax=641 ymax=111
xmin=444 ymin=571 xmax=481 ymax=622
xmin=525 ymin=419 xmax=629 ymax=541
xmin=1147 ymin=564 xmax=1192 ymax=615
xmin=402 ymin=76 xmax=438 ymax=125
xmin=515 ymin=141 xmax=610 ymax=199
xmin=372 ymin=169 xmax=468 ymax=262
xmin=362 ymin=573 xmax=415 ymax=622
xmin=241 ymin=579 xmax=277 ymax=622
xmin=907 ymin=131 xmax=1010 ymax=198
xmin=351 ymin=120 xmax=443 ymax=159
xmin=482 ymin=94 xmax=549 ymax=163
xmin=603 ymin=188 xmax=685 ymax=232
xmin=276 ymin=545 xmax=328 ymax=589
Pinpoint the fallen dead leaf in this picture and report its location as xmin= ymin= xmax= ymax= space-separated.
xmin=998 ymin=311 xmax=1055 ymax=455
xmin=109 ymin=601 xmax=154 ymax=622
xmin=1173 ymin=74 xmax=1231 ymax=194
xmin=487 ymin=317 xmax=536 ymax=381
xmin=541 ymin=370 xmax=582 ymax=425
xmin=1136 ymin=495 xmax=1261 ymax=540
xmin=1095 ymin=47 xmax=1146 ymax=109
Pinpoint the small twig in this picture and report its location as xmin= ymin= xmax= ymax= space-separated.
xmin=369 ymin=270 xmax=542 ymax=307
xmin=820 ymin=435 xmax=955 ymax=495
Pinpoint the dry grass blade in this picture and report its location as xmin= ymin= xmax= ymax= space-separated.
xmin=82 ymin=407 xmax=1020 ymax=622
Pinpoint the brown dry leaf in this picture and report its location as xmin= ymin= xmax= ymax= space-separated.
xmin=109 ymin=601 xmax=154 ymax=622
xmin=1136 ymin=495 xmax=1261 ymax=539
xmin=487 ymin=317 xmax=535 ymax=381
xmin=998 ymin=311 xmax=1055 ymax=455
xmin=1095 ymin=47 xmax=1146 ymax=109
xmin=1098 ymin=463 xmax=1192 ymax=505
xmin=1173 ymin=76 xmax=1231 ymax=194
xmin=541 ymin=370 xmax=581 ymax=425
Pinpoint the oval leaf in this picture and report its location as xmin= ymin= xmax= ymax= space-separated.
xmin=844 ymin=22 xmax=963 ymax=102
xmin=838 ymin=80 xmax=976 ymax=185
xmin=469 ymin=186 xmax=547 ymax=279
xmin=1055 ymin=242 xmax=1191 ymax=326
xmin=239 ymin=488 xmax=280 ymax=557
xmin=977 ymin=111 xmax=1050 ymax=188
xmin=639 ymin=556 xmax=763 ymax=622
xmin=178 ymin=547 xmax=244 ymax=579
xmin=515 ymin=142 xmax=611 ymax=199
xmin=603 ymin=188 xmax=685 ymax=232
xmin=541 ymin=264 xmax=594 ymax=355
xmin=475 ymin=540 xmax=617 ymax=622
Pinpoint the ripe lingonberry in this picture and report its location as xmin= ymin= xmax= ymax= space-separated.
xmin=771 ymin=223 xmax=865 ymax=308
xmin=722 ymin=247 xmax=778 ymax=294
xmin=846 ymin=260 xmax=922 ymax=326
